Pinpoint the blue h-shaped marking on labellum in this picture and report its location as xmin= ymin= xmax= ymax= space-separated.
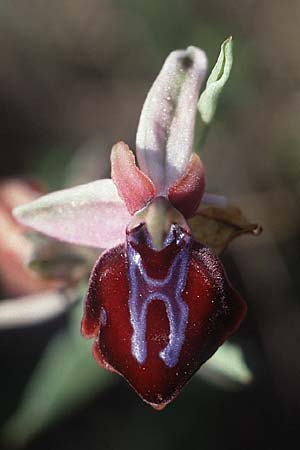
xmin=126 ymin=225 xmax=190 ymax=368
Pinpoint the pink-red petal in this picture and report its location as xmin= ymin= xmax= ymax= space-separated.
xmin=111 ymin=142 xmax=156 ymax=215
xmin=168 ymin=153 xmax=205 ymax=218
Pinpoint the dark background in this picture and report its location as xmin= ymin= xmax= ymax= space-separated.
xmin=0 ymin=1 xmax=299 ymax=449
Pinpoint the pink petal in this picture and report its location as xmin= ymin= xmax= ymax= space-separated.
xmin=168 ymin=153 xmax=205 ymax=218
xmin=136 ymin=46 xmax=207 ymax=194
xmin=111 ymin=142 xmax=156 ymax=214
xmin=13 ymin=179 xmax=130 ymax=249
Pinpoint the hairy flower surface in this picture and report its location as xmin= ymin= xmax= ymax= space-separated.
xmin=14 ymin=46 xmax=247 ymax=409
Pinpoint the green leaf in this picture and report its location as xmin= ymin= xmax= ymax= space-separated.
xmin=198 ymin=36 xmax=233 ymax=124
xmin=198 ymin=341 xmax=253 ymax=389
xmin=2 ymin=299 xmax=114 ymax=447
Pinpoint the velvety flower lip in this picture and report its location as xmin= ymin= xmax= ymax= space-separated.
xmin=13 ymin=44 xmax=247 ymax=410
xmin=81 ymin=210 xmax=246 ymax=409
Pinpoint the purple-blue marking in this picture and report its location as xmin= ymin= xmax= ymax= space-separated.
xmin=126 ymin=224 xmax=191 ymax=368
xmin=100 ymin=306 xmax=107 ymax=326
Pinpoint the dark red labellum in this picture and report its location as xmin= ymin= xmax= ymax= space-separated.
xmin=81 ymin=224 xmax=246 ymax=410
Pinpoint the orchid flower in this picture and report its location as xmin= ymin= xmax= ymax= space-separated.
xmin=0 ymin=179 xmax=61 ymax=297
xmin=14 ymin=46 xmax=246 ymax=410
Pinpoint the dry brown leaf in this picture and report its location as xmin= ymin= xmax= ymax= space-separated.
xmin=188 ymin=205 xmax=262 ymax=255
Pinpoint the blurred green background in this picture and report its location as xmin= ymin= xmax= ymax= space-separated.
xmin=0 ymin=0 xmax=299 ymax=449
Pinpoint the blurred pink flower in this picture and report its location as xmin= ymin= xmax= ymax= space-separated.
xmin=0 ymin=179 xmax=61 ymax=297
